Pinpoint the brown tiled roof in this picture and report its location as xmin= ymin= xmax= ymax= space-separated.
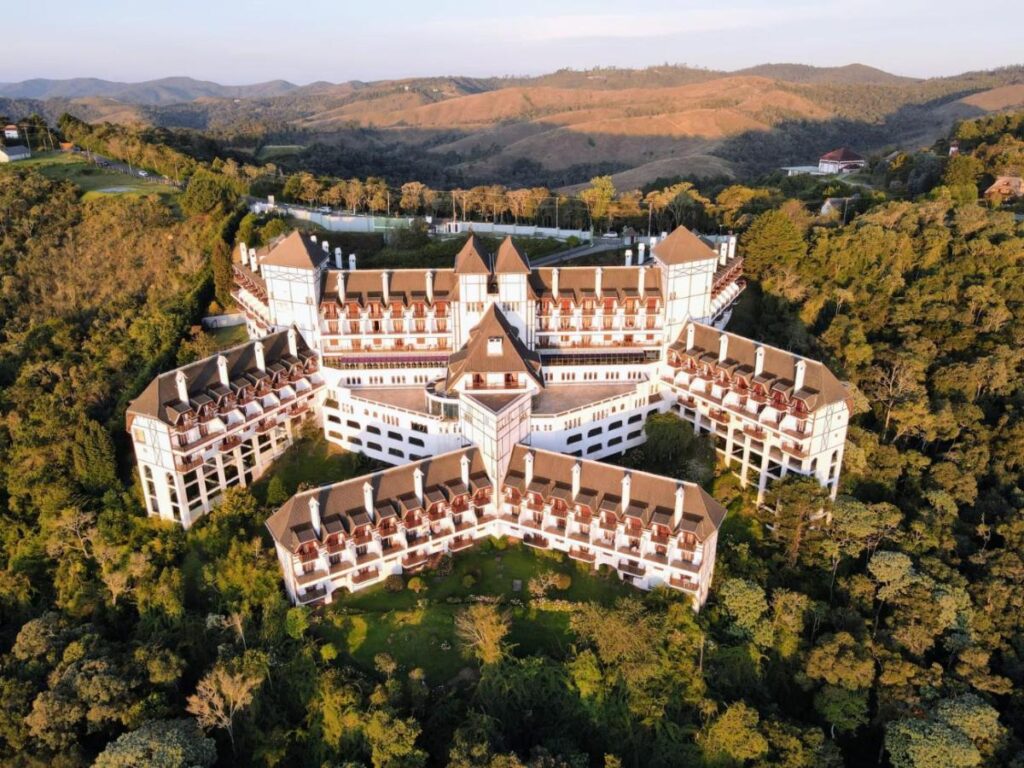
xmin=127 ymin=329 xmax=313 ymax=425
xmin=444 ymin=304 xmax=543 ymax=391
xmin=260 ymin=231 xmax=329 ymax=270
xmin=454 ymin=233 xmax=491 ymax=274
xmin=651 ymin=227 xmax=718 ymax=266
xmin=266 ymin=448 xmax=488 ymax=551
xmin=494 ymin=236 xmax=531 ymax=274
xmin=504 ymin=445 xmax=726 ymax=540
xmin=670 ymin=321 xmax=848 ymax=411
xmin=984 ymin=176 xmax=1023 ymax=197
xmin=820 ymin=147 xmax=864 ymax=162
xmin=530 ymin=266 xmax=662 ymax=300
xmin=323 ymin=269 xmax=457 ymax=306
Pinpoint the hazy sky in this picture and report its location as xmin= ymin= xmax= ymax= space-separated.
xmin=4 ymin=0 xmax=1021 ymax=83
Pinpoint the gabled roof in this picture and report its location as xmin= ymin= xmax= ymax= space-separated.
xmin=444 ymin=304 xmax=543 ymax=392
xmin=652 ymin=227 xmax=718 ymax=266
xmin=454 ymin=233 xmax=491 ymax=275
xmin=820 ymin=147 xmax=863 ymax=162
xmin=494 ymin=236 xmax=531 ymax=274
xmin=503 ymin=445 xmax=726 ymax=540
xmin=127 ymin=329 xmax=313 ymax=425
xmin=669 ymin=321 xmax=849 ymax=412
xmin=260 ymin=231 xmax=328 ymax=270
xmin=266 ymin=448 xmax=489 ymax=551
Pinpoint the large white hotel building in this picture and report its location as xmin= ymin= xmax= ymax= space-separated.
xmin=127 ymin=227 xmax=849 ymax=608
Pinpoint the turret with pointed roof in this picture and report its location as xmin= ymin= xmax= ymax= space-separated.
xmin=260 ymin=230 xmax=329 ymax=270
xmin=453 ymin=233 xmax=491 ymax=274
xmin=493 ymin=236 xmax=531 ymax=274
xmin=651 ymin=227 xmax=719 ymax=266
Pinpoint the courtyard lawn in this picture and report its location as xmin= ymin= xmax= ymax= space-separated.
xmin=205 ymin=323 xmax=250 ymax=350
xmin=315 ymin=543 xmax=636 ymax=683
xmin=249 ymin=434 xmax=374 ymax=505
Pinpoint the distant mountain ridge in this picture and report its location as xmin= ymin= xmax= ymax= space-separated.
xmin=0 ymin=64 xmax=916 ymax=105
xmin=0 ymin=76 xmax=301 ymax=105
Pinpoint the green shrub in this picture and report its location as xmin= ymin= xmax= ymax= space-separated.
xmin=384 ymin=574 xmax=404 ymax=592
xmin=553 ymin=573 xmax=572 ymax=591
xmin=492 ymin=536 xmax=509 ymax=551
xmin=320 ymin=643 xmax=338 ymax=662
xmin=436 ymin=554 xmax=454 ymax=577
xmin=462 ymin=574 xmax=477 ymax=589
xmin=407 ymin=576 xmax=426 ymax=594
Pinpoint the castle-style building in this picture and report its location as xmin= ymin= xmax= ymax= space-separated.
xmin=128 ymin=227 xmax=849 ymax=608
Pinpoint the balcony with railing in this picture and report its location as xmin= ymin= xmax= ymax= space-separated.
xmin=297 ymin=584 xmax=327 ymax=604
xmin=569 ymin=547 xmax=596 ymax=563
xmin=618 ymin=560 xmax=646 ymax=578
xmin=402 ymin=550 xmax=429 ymax=568
xmin=522 ymin=533 xmax=550 ymax=549
xmin=352 ymin=568 xmax=380 ymax=585
xmin=668 ymin=575 xmax=699 ymax=593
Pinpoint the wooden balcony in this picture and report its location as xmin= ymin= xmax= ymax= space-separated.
xmin=618 ymin=560 xmax=646 ymax=578
xmin=522 ymin=533 xmax=550 ymax=549
xmin=355 ymin=551 xmax=380 ymax=566
xmin=297 ymin=584 xmax=327 ymax=605
xmin=568 ymin=531 xmax=591 ymax=544
xmin=329 ymin=559 xmax=353 ymax=576
xmin=220 ymin=435 xmax=242 ymax=452
xmin=781 ymin=442 xmax=808 ymax=459
xmin=402 ymin=550 xmax=429 ymax=568
xmin=743 ymin=425 xmax=767 ymax=440
xmin=669 ymin=558 xmax=701 ymax=575
xmin=669 ymin=575 xmax=699 ymax=593
xmin=351 ymin=568 xmax=380 ymax=585
xmin=644 ymin=551 xmax=668 ymax=566
xmin=175 ymin=455 xmax=203 ymax=473
xmin=450 ymin=536 xmax=474 ymax=552
xmin=255 ymin=419 xmax=277 ymax=434
xmin=569 ymin=548 xmax=596 ymax=563
xmin=708 ymin=409 xmax=730 ymax=425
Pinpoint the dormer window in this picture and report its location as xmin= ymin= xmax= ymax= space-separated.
xmin=487 ymin=337 xmax=503 ymax=356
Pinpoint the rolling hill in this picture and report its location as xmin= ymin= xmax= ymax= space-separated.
xmin=3 ymin=64 xmax=1024 ymax=187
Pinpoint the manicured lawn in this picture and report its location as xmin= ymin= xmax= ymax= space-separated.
xmin=205 ymin=323 xmax=250 ymax=350
xmin=315 ymin=543 xmax=635 ymax=683
xmin=16 ymin=152 xmax=179 ymax=198
xmin=256 ymin=144 xmax=305 ymax=162
xmin=250 ymin=434 xmax=374 ymax=505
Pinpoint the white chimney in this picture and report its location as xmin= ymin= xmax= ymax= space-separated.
xmin=524 ymin=451 xmax=535 ymax=489
xmin=638 ymin=265 xmax=646 ymax=299
xmin=426 ymin=271 xmax=434 ymax=304
xmin=673 ymin=484 xmax=685 ymax=528
xmin=337 ymin=272 xmax=346 ymax=303
xmin=638 ymin=243 xmax=646 ymax=263
xmin=334 ymin=247 xmax=343 ymax=269
xmin=287 ymin=327 xmax=298 ymax=357
xmin=238 ymin=241 xmax=248 ymax=264
xmin=254 ymin=340 xmax=266 ymax=371
xmin=175 ymin=370 xmax=189 ymax=403
xmin=794 ymin=359 xmax=806 ymax=391
xmin=217 ymin=355 xmax=229 ymax=386
xmin=249 ymin=247 xmax=259 ymax=272
xmin=594 ymin=267 xmax=603 ymax=298
xmin=363 ymin=481 xmax=374 ymax=518
xmin=625 ymin=249 xmax=633 ymax=267
xmin=551 ymin=269 xmax=559 ymax=300
xmin=413 ymin=467 xmax=425 ymax=505
xmin=660 ymin=231 xmax=668 ymax=241
xmin=718 ymin=334 xmax=729 ymax=362
xmin=348 ymin=253 xmax=357 ymax=270
xmin=686 ymin=323 xmax=695 ymax=351
xmin=310 ymin=234 xmax=317 ymax=244
xmin=309 ymin=496 xmax=321 ymax=538
xmin=322 ymin=240 xmax=329 ymax=254
xmin=754 ymin=346 xmax=766 ymax=377
xmin=571 ymin=462 xmax=581 ymax=499
xmin=727 ymin=234 xmax=737 ymax=260
xmin=621 ymin=472 xmax=632 ymax=513
xmin=460 ymin=454 xmax=471 ymax=487
xmin=381 ymin=271 xmax=390 ymax=305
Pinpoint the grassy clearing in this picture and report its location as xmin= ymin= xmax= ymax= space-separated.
xmin=256 ymin=144 xmax=305 ymax=162
xmin=316 ymin=543 xmax=634 ymax=682
xmin=17 ymin=152 xmax=179 ymax=198
xmin=249 ymin=433 xmax=372 ymax=505
xmin=205 ymin=323 xmax=250 ymax=350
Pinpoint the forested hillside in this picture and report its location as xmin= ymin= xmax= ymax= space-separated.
xmin=1 ymin=112 xmax=1023 ymax=767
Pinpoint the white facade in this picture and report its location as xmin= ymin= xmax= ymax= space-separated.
xmin=131 ymin=227 xmax=849 ymax=608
